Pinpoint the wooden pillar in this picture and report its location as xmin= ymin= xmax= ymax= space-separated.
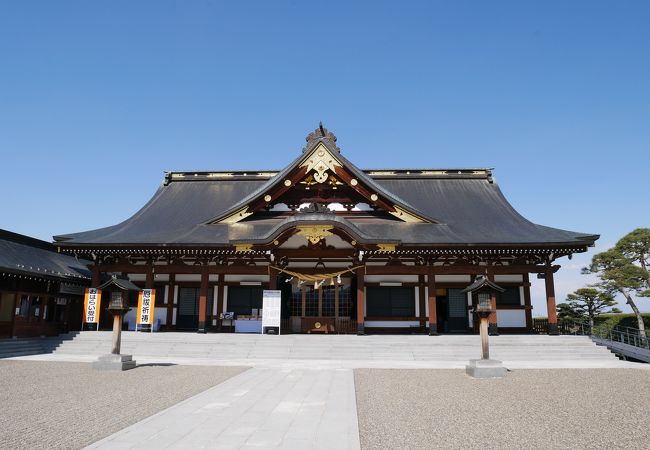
xmin=198 ymin=266 xmax=208 ymax=333
xmin=480 ymin=316 xmax=490 ymax=360
xmin=427 ymin=268 xmax=438 ymax=335
xmin=487 ymin=272 xmax=499 ymax=336
xmin=269 ymin=267 xmax=277 ymax=290
xmin=145 ymin=264 xmax=154 ymax=289
xmin=334 ymin=284 xmax=339 ymax=319
xmin=318 ymin=285 xmax=323 ymax=317
xmin=418 ymin=275 xmax=426 ymax=329
xmin=166 ymin=274 xmax=175 ymax=328
xmin=523 ymin=273 xmax=533 ymax=331
xmin=215 ymin=274 xmax=224 ymax=332
xmin=111 ymin=315 xmax=122 ymax=354
xmin=91 ymin=265 xmax=101 ymax=287
xmin=489 ymin=291 xmax=499 ymax=335
xmin=545 ymin=269 xmax=559 ymax=335
xmin=356 ymin=267 xmax=365 ymax=335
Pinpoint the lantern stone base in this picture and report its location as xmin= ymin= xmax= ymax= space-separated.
xmin=93 ymin=354 xmax=136 ymax=371
xmin=465 ymin=359 xmax=507 ymax=378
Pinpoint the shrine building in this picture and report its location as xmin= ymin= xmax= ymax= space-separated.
xmin=54 ymin=125 xmax=598 ymax=335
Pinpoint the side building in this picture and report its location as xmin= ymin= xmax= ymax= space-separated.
xmin=54 ymin=126 xmax=598 ymax=335
xmin=0 ymin=229 xmax=90 ymax=338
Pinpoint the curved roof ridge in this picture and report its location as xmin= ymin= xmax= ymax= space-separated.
xmin=229 ymin=213 xmax=397 ymax=245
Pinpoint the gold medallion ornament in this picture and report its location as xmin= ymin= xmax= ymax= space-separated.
xmin=296 ymin=225 xmax=334 ymax=245
xmin=314 ymin=322 xmax=322 ymax=329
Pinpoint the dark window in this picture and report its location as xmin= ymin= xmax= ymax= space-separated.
xmin=497 ymin=287 xmax=521 ymax=306
xmin=366 ymin=287 xmax=415 ymax=317
xmin=227 ymin=286 xmax=263 ymax=316
xmin=19 ymin=295 xmax=30 ymax=317
xmin=178 ymin=288 xmax=214 ymax=316
xmin=154 ymin=284 xmax=167 ymax=306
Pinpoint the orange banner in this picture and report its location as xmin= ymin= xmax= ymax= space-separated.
xmin=136 ymin=289 xmax=156 ymax=326
xmin=83 ymin=288 xmax=102 ymax=324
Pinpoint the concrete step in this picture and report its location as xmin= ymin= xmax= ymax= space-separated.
xmin=28 ymin=331 xmax=624 ymax=364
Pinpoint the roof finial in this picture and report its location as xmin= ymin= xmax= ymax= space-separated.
xmin=303 ymin=123 xmax=340 ymax=153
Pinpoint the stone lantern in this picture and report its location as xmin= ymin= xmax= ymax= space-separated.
xmin=92 ymin=275 xmax=140 ymax=371
xmin=462 ymin=275 xmax=507 ymax=378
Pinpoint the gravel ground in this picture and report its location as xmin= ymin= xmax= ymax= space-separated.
xmin=355 ymin=368 xmax=650 ymax=450
xmin=0 ymin=361 xmax=247 ymax=450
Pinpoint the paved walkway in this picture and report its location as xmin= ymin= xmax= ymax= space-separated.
xmin=86 ymin=367 xmax=360 ymax=450
xmin=8 ymin=334 xmax=647 ymax=449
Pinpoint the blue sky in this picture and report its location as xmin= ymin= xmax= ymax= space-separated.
xmin=1 ymin=1 xmax=648 ymax=313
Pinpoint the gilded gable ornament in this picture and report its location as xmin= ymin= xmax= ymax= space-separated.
xmin=296 ymin=225 xmax=334 ymax=245
xmin=300 ymin=143 xmax=342 ymax=184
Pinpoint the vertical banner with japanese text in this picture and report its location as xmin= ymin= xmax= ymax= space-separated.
xmin=83 ymin=288 xmax=102 ymax=324
xmin=137 ymin=289 xmax=156 ymax=327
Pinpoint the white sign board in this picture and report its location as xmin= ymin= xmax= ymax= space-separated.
xmin=262 ymin=290 xmax=282 ymax=334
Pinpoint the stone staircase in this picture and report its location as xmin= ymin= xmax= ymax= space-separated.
xmin=0 ymin=332 xmax=79 ymax=358
xmin=4 ymin=331 xmax=623 ymax=366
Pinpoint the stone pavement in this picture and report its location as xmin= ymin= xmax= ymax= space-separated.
xmin=7 ymin=334 xmax=647 ymax=449
xmin=86 ymin=367 xmax=360 ymax=450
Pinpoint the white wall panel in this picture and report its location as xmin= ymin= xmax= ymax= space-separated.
xmin=364 ymin=321 xmax=420 ymax=328
xmin=364 ymin=275 xmax=418 ymax=283
xmin=435 ymin=275 xmax=471 ymax=282
xmin=175 ymin=274 xmax=201 ymax=282
xmin=224 ymin=274 xmax=268 ymax=283
xmin=495 ymin=275 xmax=523 ymax=283
xmin=496 ymin=310 xmax=526 ymax=328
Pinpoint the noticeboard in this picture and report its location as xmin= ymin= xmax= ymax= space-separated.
xmin=261 ymin=290 xmax=281 ymax=335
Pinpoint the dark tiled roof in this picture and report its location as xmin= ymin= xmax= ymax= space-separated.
xmin=0 ymin=230 xmax=91 ymax=281
xmin=98 ymin=275 xmax=141 ymax=291
xmin=53 ymin=170 xmax=597 ymax=248
xmin=462 ymin=275 xmax=506 ymax=293
xmin=53 ymin=128 xmax=598 ymax=249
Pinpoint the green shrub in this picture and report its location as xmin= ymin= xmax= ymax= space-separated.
xmin=593 ymin=313 xmax=650 ymax=330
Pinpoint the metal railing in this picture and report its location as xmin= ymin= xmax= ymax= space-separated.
xmin=555 ymin=319 xmax=650 ymax=352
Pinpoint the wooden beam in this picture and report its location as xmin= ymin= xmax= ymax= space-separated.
xmin=97 ymin=264 xmax=268 ymax=275
xmin=365 ymin=264 xmax=560 ymax=275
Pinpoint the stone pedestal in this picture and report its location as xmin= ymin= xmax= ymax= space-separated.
xmin=465 ymin=359 xmax=507 ymax=378
xmin=93 ymin=354 xmax=136 ymax=371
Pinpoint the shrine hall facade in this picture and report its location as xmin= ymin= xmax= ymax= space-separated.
xmin=54 ymin=126 xmax=598 ymax=335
